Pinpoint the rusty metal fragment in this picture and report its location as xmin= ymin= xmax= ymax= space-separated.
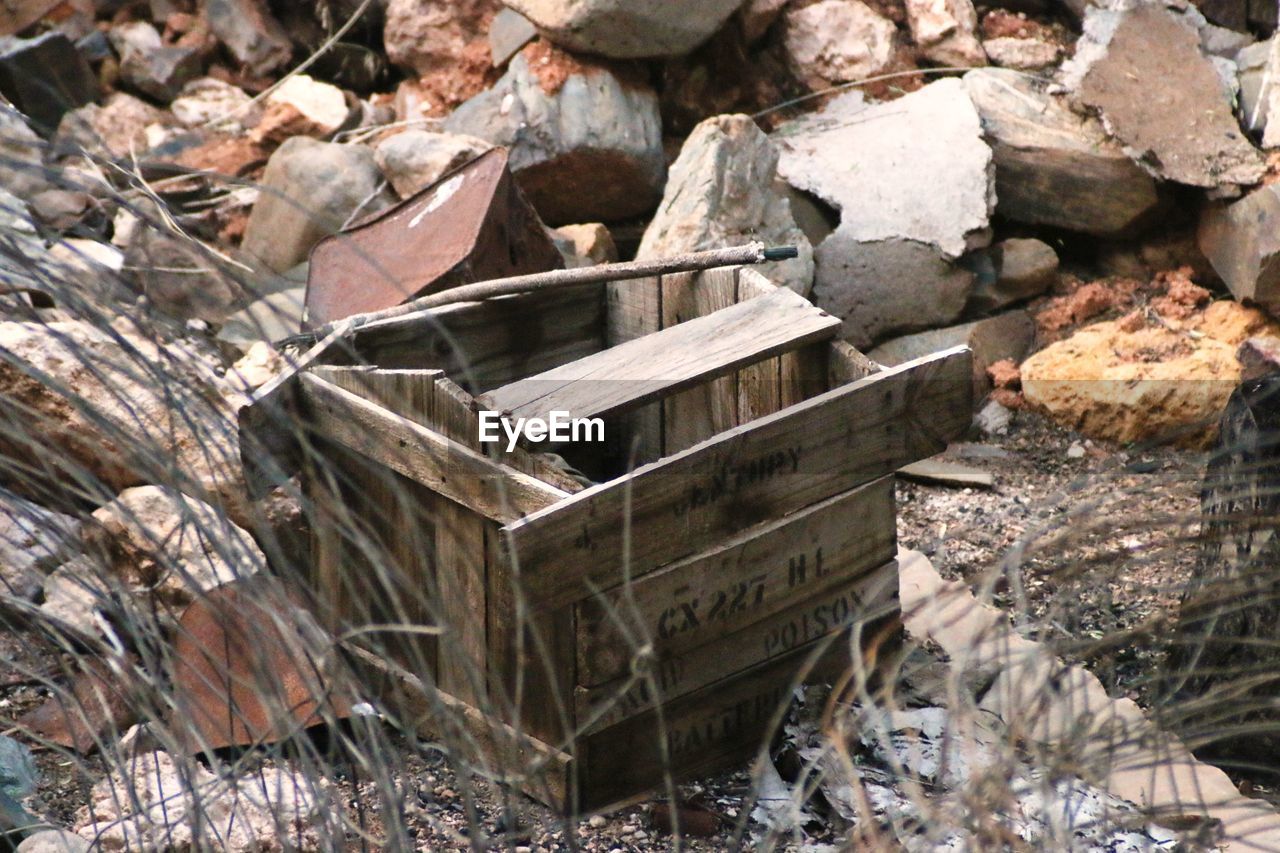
xmin=304 ymin=146 xmax=563 ymax=329
xmin=169 ymin=575 xmax=352 ymax=753
xmin=17 ymin=655 xmax=140 ymax=754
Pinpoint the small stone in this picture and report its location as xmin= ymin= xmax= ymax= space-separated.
xmin=975 ymin=398 xmax=1012 ymax=435
xmin=504 ymin=0 xmax=744 ymax=58
xmin=0 ymin=32 xmax=96 ymax=134
xmin=16 ymin=829 xmax=90 ymax=853
xmin=551 ymin=223 xmax=618 ymax=268
xmin=1066 ymin=442 xmax=1086 ymax=459
xmin=904 ymin=0 xmax=986 ymax=67
xmin=588 ymin=814 xmax=607 ymax=828
xmin=981 ymin=36 xmax=1060 ymax=70
xmin=968 ymin=238 xmax=1059 ymax=314
xmin=251 ymin=74 xmax=351 ymax=143
xmin=242 ymin=137 xmax=385 ymax=273
xmin=109 ymin=21 xmax=201 ymax=102
xmin=782 ymin=0 xmax=897 ymax=89
xmin=373 ymin=129 xmax=491 ymax=198
xmin=205 ymin=0 xmax=292 ymax=76
xmin=170 ymin=77 xmax=255 ymax=128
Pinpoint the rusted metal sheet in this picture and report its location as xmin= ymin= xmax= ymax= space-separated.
xmin=17 ymin=655 xmax=139 ymax=754
xmin=304 ymin=146 xmax=563 ymax=329
xmin=170 ymin=576 xmax=353 ymax=752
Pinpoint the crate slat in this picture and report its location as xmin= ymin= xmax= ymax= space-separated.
xmin=575 ymin=477 xmax=896 ymax=688
xmin=478 ymin=285 xmax=839 ymax=431
xmin=501 ymin=346 xmax=973 ymax=612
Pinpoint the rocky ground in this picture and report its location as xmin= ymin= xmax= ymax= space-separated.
xmin=4 ymin=0 xmax=1280 ymax=848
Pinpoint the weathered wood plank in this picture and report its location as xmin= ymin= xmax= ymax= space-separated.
xmin=299 ymin=373 xmax=569 ymax=524
xmin=502 ymin=346 xmax=973 ymax=612
xmin=606 ymin=275 xmax=662 ymax=464
xmin=829 ymin=339 xmax=882 ymax=385
xmin=577 ymin=558 xmax=899 ymax=731
xmin=661 ymin=267 xmax=741 ymax=455
xmin=577 ymin=628 xmax=859 ymax=811
xmin=575 ymin=478 xmax=896 ymax=687
xmin=346 ymin=282 xmax=607 ymax=392
xmin=479 ymin=285 xmax=838 ymax=431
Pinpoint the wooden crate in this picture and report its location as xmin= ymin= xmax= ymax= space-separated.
xmin=255 ymin=266 xmax=972 ymax=812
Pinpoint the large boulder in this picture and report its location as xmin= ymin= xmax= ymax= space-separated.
xmin=963 ymin=68 xmax=1161 ymax=237
xmin=1062 ymin=2 xmax=1263 ymax=189
xmin=501 ymin=0 xmax=744 ymax=58
xmin=638 ymin=114 xmax=813 ymax=294
xmin=242 ymin=137 xmax=385 ymax=273
xmin=446 ymin=43 xmax=665 ymax=224
xmin=1022 ymin=301 xmax=1280 ymax=447
xmin=775 ymin=79 xmax=994 ymax=346
xmin=0 ymin=321 xmax=244 ymax=509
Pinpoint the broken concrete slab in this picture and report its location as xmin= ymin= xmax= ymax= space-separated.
xmin=904 ymin=0 xmax=986 ymax=67
xmin=242 ymin=137 xmax=385 ymax=274
xmin=775 ymin=79 xmax=993 ymax=345
xmin=1063 ymin=2 xmax=1263 ymax=189
xmin=445 ymin=43 xmax=665 ymax=224
xmin=776 ymin=80 xmax=992 ymax=259
xmin=1199 ymin=182 xmax=1280 ymax=312
xmin=503 ymin=0 xmax=743 ymax=58
xmin=373 ymin=129 xmax=491 ymax=198
xmin=638 ymin=113 xmax=813 ymax=295
xmin=963 ymin=68 xmax=1161 ymax=237
xmin=781 ymin=0 xmax=897 ymax=89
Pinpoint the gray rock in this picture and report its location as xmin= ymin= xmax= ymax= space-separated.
xmin=170 ymin=77 xmax=256 ymax=129
xmin=53 ymin=92 xmax=174 ymax=160
xmin=124 ymin=224 xmax=247 ymax=323
xmin=446 ymin=50 xmax=664 ymax=224
xmin=0 ymin=107 xmax=49 ymax=198
xmin=0 ymin=32 xmax=96 ymax=135
xmin=489 ymin=7 xmax=537 ymax=66
xmin=205 ymin=0 xmax=292 ymax=76
xmin=242 ymin=137 xmax=384 ymax=273
xmin=1200 ymin=22 xmax=1253 ymax=58
xmin=1062 ymin=2 xmax=1263 ymax=188
xmin=814 ymin=237 xmax=974 ymax=348
xmin=963 ymin=68 xmax=1160 ymax=236
xmin=109 ymin=21 xmax=201 ymax=103
xmin=975 ymin=398 xmax=1013 ymax=435
xmin=0 ymin=487 xmax=78 ymax=601
xmin=502 ymin=0 xmax=743 ymax=58
xmin=968 ymin=238 xmax=1058 ymax=314
xmin=638 ymin=114 xmax=813 ymax=295
xmin=869 ymin=309 xmax=1035 ymax=401
xmin=775 ymin=80 xmax=992 ymax=345
xmin=373 ymin=130 xmax=491 ymax=198
xmin=1236 ymin=36 xmax=1280 ymax=148
xmin=17 ymin=829 xmax=91 ymax=852
xmin=1198 ymin=183 xmax=1280 ymax=312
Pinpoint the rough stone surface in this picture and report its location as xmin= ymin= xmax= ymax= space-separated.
xmin=969 ymin=237 xmax=1059 ymax=314
xmin=775 ymin=80 xmax=992 ymax=345
xmin=445 ymin=46 xmax=665 ymax=224
xmin=373 ymin=129 xmax=491 ymax=198
xmin=982 ymin=36 xmax=1060 ymax=70
xmin=904 ymin=0 xmax=986 ymax=67
xmin=870 ymin=310 xmax=1035 ymax=403
xmin=489 ymin=6 xmax=537 ymax=66
xmin=74 ymin=751 xmax=327 ymax=851
xmin=124 ymin=223 xmax=247 ymax=323
xmin=638 ymin=114 xmax=813 ymax=295
xmin=1199 ymin=183 xmax=1280 ymax=312
xmin=250 ymin=74 xmax=351 ymax=144
xmin=0 ymin=107 xmax=50 ymax=198
xmin=781 ymin=0 xmax=897 ymax=89
xmin=1022 ymin=302 xmax=1280 ymax=447
xmin=16 ymin=830 xmax=90 ymax=853
xmin=0 ymin=32 xmax=96 ymax=134
xmin=169 ymin=77 xmax=256 ymax=129
xmin=550 ymin=222 xmax=617 ymax=268
xmin=502 ymin=0 xmax=743 ymax=58
xmin=54 ymin=92 xmax=174 ymax=159
xmin=242 ymin=137 xmax=384 ymax=273
xmin=0 ymin=487 xmax=78 ymax=601
xmin=0 ymin=321 xmax=244 ymax=508
xmin=963 ymin=68 xmax=1161 ymax=237
xmin=1063 ymin=2 xmax=1263 ymax=189
xmin=1237 ymin=36 xmax=1280 ymax=148
xmin=385 ymin=0 xmax=497 ymax=107
xmin=740 ymin=0 xmax=789 ymax=43
xmin=205 ymin=0 xmax=292 ymax=76
xmin=814 ymin=237 xmax=975 ymax=348
xmin=109 ymin=21 xmax=200 ymax=103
